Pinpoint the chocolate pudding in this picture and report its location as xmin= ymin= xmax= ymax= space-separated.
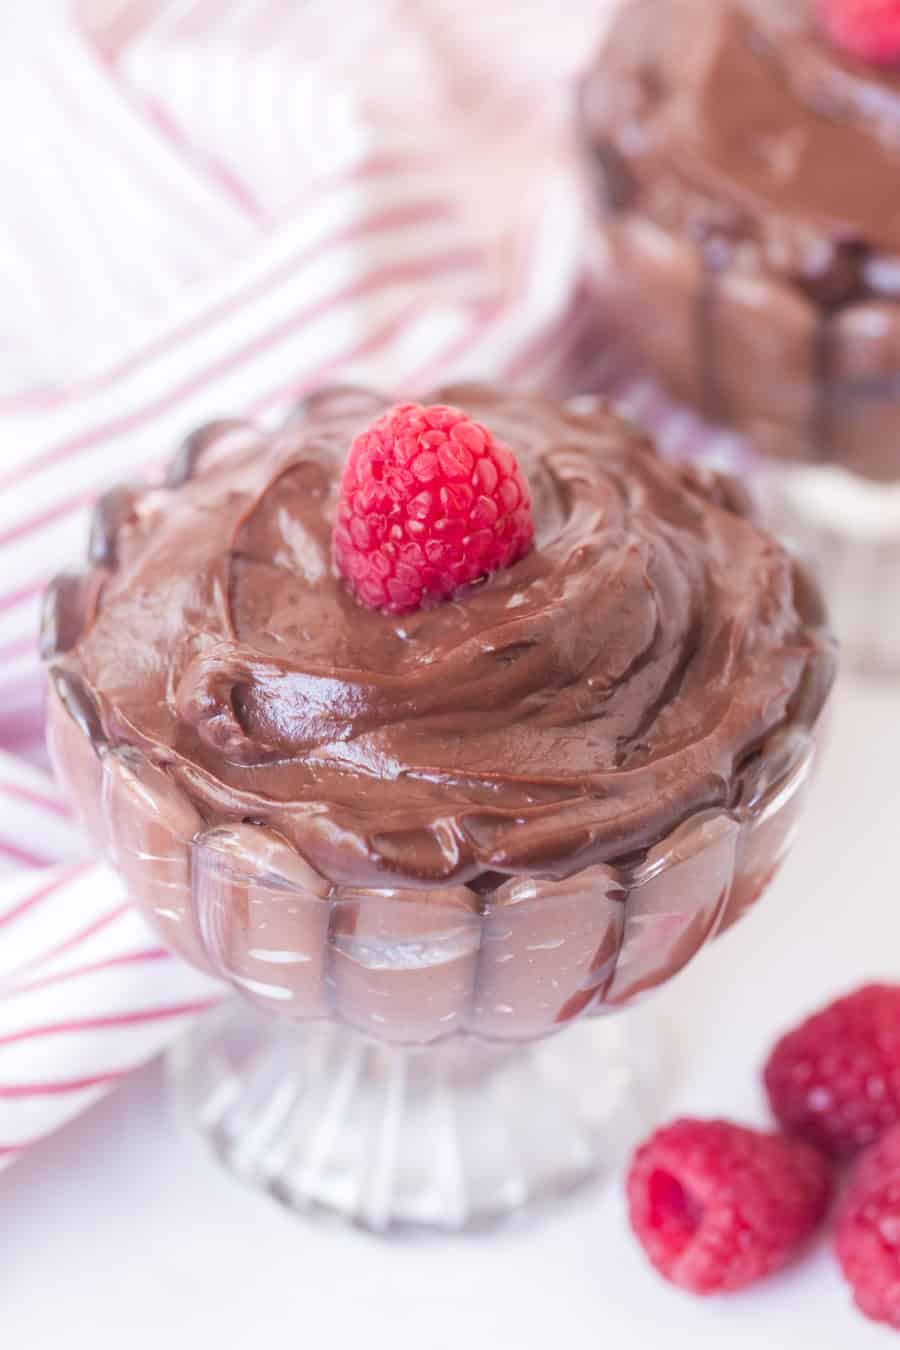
xmin=581 ymin=0 xmax=900 ymax=482
xmin=44 ymin=387 xmax=835 ymax=1043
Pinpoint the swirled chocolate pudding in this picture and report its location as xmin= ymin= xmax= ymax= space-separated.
xmin=581 ymin=0 xmax=900 ymax=482
xmin=43 ymin=387 xmax=834 ymax=1042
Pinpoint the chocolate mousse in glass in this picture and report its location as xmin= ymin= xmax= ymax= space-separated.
xmin=580 ymin=0 xmax=900 ymax=673
xmin=43 ymin=386 xmax=834 ymax=1233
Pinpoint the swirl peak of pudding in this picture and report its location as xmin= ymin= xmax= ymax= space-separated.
xmin=51 ymin=385 xmax=834 ymax=888
xmin=584 ymin=0 xmax=900 ymax=263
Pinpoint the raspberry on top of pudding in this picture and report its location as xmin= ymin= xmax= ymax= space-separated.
xmin=333 ymin=401 xmax=534 ymax=614
xmin=43 ymin=385 xmax=835 ymax=893
xmin=819 ymin=0 xmax=900 ymax=67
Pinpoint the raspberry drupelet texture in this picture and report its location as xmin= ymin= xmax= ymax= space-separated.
xmin=835 ymin=1123 xmax=900 ymax=1328
xmin=626 ymin=1118 xmax=833 ymax=1295
xmin=764 ymin=984 xmax=900 ymax=1160
xmin=333 ymin=402 xmax=534 ymax=613
xmin=818 ymin=0 xmax=900 ymax=66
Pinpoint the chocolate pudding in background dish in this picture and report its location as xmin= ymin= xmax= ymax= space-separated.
xmin=43 ymin=386 xmax=834 ymax=1232
xmin=581 ymin=0 xmax=900 ymax=673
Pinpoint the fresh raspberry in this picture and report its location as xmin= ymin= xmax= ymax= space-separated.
xmin=626 ymin=1118 xmax=832 ymax=1294
xmin=333 ymin=402 xmax=534 ymax=614
xmin=835 ymin=1123 xmax=900 ymax=1328
xmin=764 ymin=984 xmax=900 ymax=1159
xmin=818 ymin=0 xmax=900 ymax=67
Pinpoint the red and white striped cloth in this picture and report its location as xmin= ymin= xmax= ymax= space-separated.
xmin=0 ymin=0 xmax=629 ymax=1168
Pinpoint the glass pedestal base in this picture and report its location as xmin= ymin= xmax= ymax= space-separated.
xmin=170 ymin=1003 xmax=662 ymax=1235
xmin=763 ymin=462 xmax=900 ymax=677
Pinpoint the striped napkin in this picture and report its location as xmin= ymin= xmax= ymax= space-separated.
xmin=0 ymin=0 xmax=626 ymax=1168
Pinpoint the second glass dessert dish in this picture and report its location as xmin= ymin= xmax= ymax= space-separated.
xmin=43 ymin=386 xmax=835 ymax=1233
xmin=580 ymin=0 xmax=900 ymax=674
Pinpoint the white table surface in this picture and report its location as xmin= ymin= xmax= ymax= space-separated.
xmin=4 ymin=672 xmax=899 ymax=1350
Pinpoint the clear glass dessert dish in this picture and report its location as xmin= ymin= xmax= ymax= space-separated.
xmin=45 ymin=668 xmax=823 ymax=1233
xmin=579 ymin=0 xmax=900 ymax=675
xmin=42 ymin=387 xmax=835 ymax=1233
xmin=761 ymin=468 xmax=900 ymax=676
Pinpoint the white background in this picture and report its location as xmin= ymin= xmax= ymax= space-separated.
xmin=4 ymin=672 xmax=898 ymax=1349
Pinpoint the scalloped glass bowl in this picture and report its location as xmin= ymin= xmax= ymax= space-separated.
xmin=580 ymin=68 xmax=900 ymax=678
xmin=46 ymin=666 xmax=821 ymax=1232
